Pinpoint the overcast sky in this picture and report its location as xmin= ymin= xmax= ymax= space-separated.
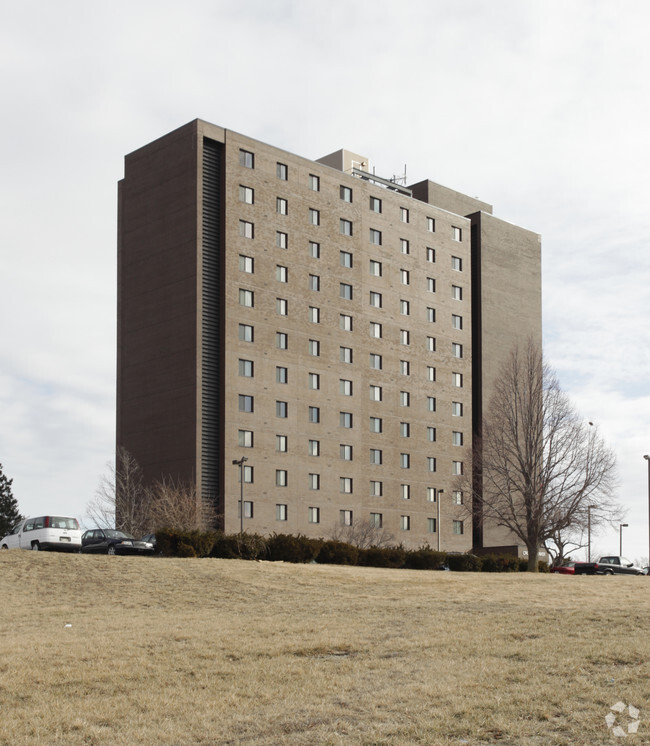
xmin=2 ymin=0 xmax=649 ymax=561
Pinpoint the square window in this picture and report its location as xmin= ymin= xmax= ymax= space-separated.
xmin=239 ymin=220 xmax=254 ymax=239
xmin=276 ymin=332 xmax=288 ymax=349
xmin=370 ymin=481 xmax=382 ymax=497
xmin=452 ymin=401 xmax=463 ymax=417
xmin=309 ymin=473 xmax=320 ymax=490
xmin=370 ymin=512 xmax=383 ymax=527
xmin=427 ymin=217 xmax=435 ymax=232
xmin=339 ymin=379 xmax=353 ymax=396
xmin=453 ymin=372 xmax=463 ymax=388
xmin=452 ymin=490 xmax=464 ymax=505
xmin=241 ymin=465 xmax=253 ymax=484
xmin=309 ymin=174 xmax=320 ymax=191
xmin=239 ymin=254 xmax=254 ymax=273
xmin=369 ymin=385 xmax=382 ymax=401
xmin=400 ymin=453 xmax=410 ymax=469
xmin=308 ymin=507 xmax=320 ymax=524
xmin=453 ymin=431 xmax=464 ymax=446
xmin=400 ymin=300 xmax=410 ymax=316
xmin=453 ymin=520 xmax=464 ymax=535
xmin=340 ymin=314 xmax=353 ymax=331
xmin=276 ymin=265 xmax=288 ymax=283
xmin=400 ymin=391 xmax=410 ymax=407
xmin=340 ymin=411 xmax=353 ymax=428
xmin=276 ymin=400 xmax=288 ymax=418
xmin=276 ymin=435 xmax=288 ymax=452
xmin=427 ymin=277 xmax=436 ymax=293
xmin=309 ymin=440 xmax=320 ymax=457
xmin=370 ymin=448 xmax=382 ymax=465
xmin=426 ymin=247 xmax=436 ymax=263
xmin=239 ymin=323 xmax=253 ymax=342
xmin=340 ymin=249 xmax=353 ymax=267
xmin=309 ymin=274 xmax=320 ymax=292
xmin=238 ymin=394 xmax=254 ymax=412
xmin=309 ymin=208 xmax=320 ymax=225
xmin=309 ymin=406 xmax=321 ymax=423
xmin=243 ymin=500 xmax=253 ymax=518
xmin=276 ymin=197 xmax=288 ymax=215
xmin=308 ymin=372 xmax=320 ymax=390
xmin=238 ymin=429 xmax=253 ymax=448
xmin=401 ymin=515 xmax=411 ymax=531
xmin=340 ymin=346 xmax=353 ymax=364
xmin=370 ymin=196 xmax=382 ymax=213
xmin=276 ymin=298 xmax=288 ymax=315
xmin=452 ymin=285 xmax=463 ymax=301
xmin=276 ymin=504 xmax=288 ymax=521
xmin=452 ymin=314 xmax=463 ymax=330
xmin=370 ymin=228 xmax=382 ymax=245
xmin=238 ymin=359 xmax=254 ymax=377
xmin=239 ymin=149 xmax=254 ymax=168
xmin=369 ymin=291 xmax=382 ymax=308
xmin=340 ymin=509 xmax=353 ymax=526
xmin=400 ymin=422 xmax=410 ymax=438
xmin=427 ymin=487 xmax=437 ymax=503
xmin=400 ymin=207 xmax=409 ymax=223
xmin=340 ymin=219 xmax=353 ymax=237
xmin=452 ymin=226 xmax=462 ymax=242
xmin=309 ymin=241 xmax=320 ymax=259
xmin=400 ymin=238 xmax=410 ymax=255
xmin=427 ymin=426 xmax=436 ymax=442
xmin=428 ymin=517 xmax=437 ymax=534
xmin=370 ymin=416 xmax=382 ymax=433
xmin=340 ymin=444 xmax=353 ymax=460
xmin=370 ymin=322 xmax=382 ymax=339
xmin=309 ymin=306 xmax=320 ymax=323
xmin=340 ymin=477 xmax=353 ymax=494
xmin=453 ymin=461 xmax=464 ymax=476
xmin=400 ymin=269 xmax=410 ymax=285
xmin=400 ymin=329 xmax=410 ymax=345
xmin=369 ymin=260 xmax=382 ymax=276
xmin=427 ymin=457 xmax=437 ymax=472
xmin=340 ymin=185 xmax=353 ymax=202
xmin=427 ymin=307 xmax=436 ymax=323
xmin=369 ymin=353 xmax=382 ymax=370
xmin=401 ymin=483 xmax=410 ymax=499
xmin=276 ymin=231 xmax=288 ymax=249
xmin=340 ymin=283 xmax=353 ymax=300
xmin=452 ymin=256 xmax=462 ymax=271
xmin=277 ymin=162 xmax=288 ymax=180
xmin=308 ymin=339 xmax=320 ymax=356
xmin=276 ymin=366 xmax=288 ymax=384
xmin=453 ymin=343 xmax=463 ymax=358
xmin=400 ymin=360 xmax=410 ymax=376
xmin=239 ymin=289 xmax=254 ymax=307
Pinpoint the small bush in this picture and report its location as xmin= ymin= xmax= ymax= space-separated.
xmin=155 ymin=529 xmax=218 ymax=558
xmin=480 ymin=553 xmax=520 ymax=572
xmin=404 ymin=547 xmax=447 ymax=570
xmin=446 ymin=553 xmax=483 ymax=572
xmin=176 ymin=541 xmax=197 ymax=558
xmin=359 ymin=546 xmax=406 ymax=569
xmin=210 ymin=533 xmax=267 ymax=560
xmin=317 ymin=540 xmax=359 ymax=566
xmin=265 ymin=533 xmax=322 ymax=563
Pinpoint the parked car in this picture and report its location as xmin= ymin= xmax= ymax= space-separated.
xmin=550 ymin=561 xmax=576 ymax=575
xmin=0 ymin=516 xmax=82 ymax=552
xmin=573 ymin=556 xmax=644 ymax=576
xmin=81 ymin=529 xmax=154 ymax=555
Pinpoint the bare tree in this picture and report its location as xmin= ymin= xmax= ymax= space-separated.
xmin=146 ymin=476 xmax=213 ymax=532
xmin=329 ymin=519 xmax=396 ymax=549
xmin=466 ymin=341 xmax=618 ymax=572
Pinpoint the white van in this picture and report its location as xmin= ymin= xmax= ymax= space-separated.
xmin=0 ymin=516 xmax=82 ymax=552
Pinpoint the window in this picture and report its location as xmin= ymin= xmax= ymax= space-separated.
xmin=452 ymin=401 xmax=463 ymax=417
xmin=370 ymin=512 xmax=383 ymax=528
xmin=370 ymin=228 xmax=382 ymax=245
xmin=340 ymin=283 xmax=353 ymax=300
xmin=452 ymin=372 xmax=463 ymax=388
xmin=340 ymin=444 xmax=353 ymax=461
xmin=339 ymin=510 xmax=353 ymax=527
xmin=276 ymin=435 xmax=288 ymax=452
xmin=308 ymin=507 xmax=320 ymax=524
xmin=453 ymin=431 xmax=464 ymax=446
xmin=238 ymin=430 xmax=253 ymax=448
xmin=309 ymin=174 xmax=320 ymax=191
xmin=400 ymin=329 xmax=410 ymax=345
xmin=370 ymin=196 xmax=382 ymax=213
xmin=309 ymin=473 xmax=320 ymax=490
xmin=428 ymin=518 xmax=437 ymax=534
xmin=339 ymin=379 xmax=353 ymax=396
xmin=238 ymin=359 xmax=253 ymax=377
xmin=239 ymin=254 xmax=254 ymax=273
xmin=452 ymin=285 xmax=463 ymax=301
xmin=401 ymin=515 xmax=411 ymax=531
xmin=452 ymin=256 xmax=462 ymax=271
xmin=400 ymin=207 xmax=409 ymax=223
xmin=339 ymin=219 xmax=354 ymax=237
xmin=309 ymin=406 xmax=320 ymax=423
xmin=427 ymin=307 xmax=436 ymax=323
xmin=427 ymin=217 xmax=435 ymax=232
xmin=340 ymin=185 xmax=353 ymax=202
xmin=452 ymin=491 xmax=464 ymax=505
xmin=427 ymin=277 xmax=436 ymax=293
xmin=276 ymin=298 xmax=288 ymax=315
xmin=369 ymin=353 xmax=382 ymax=370
xmin=276 ymin=400 xmax=288 ymax=418
xmin=239 ymin=289 xmax=254 ymax=307
xmin=400 ymin=269 xmax=410 ymax=285
xmin=308 ymin=373 xmax=320 ymax=390
xmin=370 ymin=417 xmax=382 ymax=433
xmin=427 ymin=427 xmax=436 ymax=442
xmin=370 ymin=481 xmax=383 ymax=497
xmin=369 ymin=259 xmax=382 ymax=276
xmin=427 ymin=457 xmax=437 ymax=472
xmin=276 ymin=162 xmax=288 ymax=180
xmin=400 ymin=360 xmax=410 ymax=376
xmin=340 ymin=347 xmax=353 ymax=364
xmin=308 ymin=339 xmax=320 ymax=357
xmin=340 ymin=477 xmax=353 ymax=494
xmin=340 ymin=314 xmax=353 ymax=331
xmin=276 ymin=197 xmax=288 ymax=215
xmin=239 ymin=220 xmax=254 ymax=238
xmin=427 ymin=396 xmax=436 ymax=412
xmin=401 ymin=483 xmax=410 ymax=500
xmin=309 ymin=241 xmax=320 ymax=259
xmin=276 ymin=332 xmax=288 ymax=350
xmin=452 ymin=314 xmax=463 ymax=330
xmin=453 ymin=461 xmax=464 ymax=476
xmin=276 ymin=265 xmax=288 ymax=283
xmin=309 ymin=274 xmax=320 ymax=291
xmin=400 ymin=453 xmax=410 ymax=469
xmin=427 ymin=487 xmax=437 ymax=503
xmin=369 ymin=385 xmax=382 ymax=401
xmin=238 ymin=395 xmax=253 ymax=412
xmin=427 ymin=336 xmax=436 ymax=352
xmin=243 ymin=501 xmax=254 ymax=518
xmin=370 ymin=322 xmax=382 ymax=339
xmin=426 ymin=247 xmax=436 ymax=263
xmin=241 ymin=465 xmax=253 ymax=484
xmin=400 ymin=422 xmax=410 ymax=438
xmin=452 ymin=343 xmax=463 ymax=359
xmin=400 ymin=391 xmax=410 ymax=407
xmin=369 ymin=291 xmax=382 ymax=308
xmin=340 ymin=249 xmax=353 ymax=266
xmin=370 ymin=449 xmax=382 ymax=465
xmin=239 ymin=324 xmax=253 ymax=342
xmin=427 ymin=366 xmax=436 ymax=382
xmin=309 ymin=306 xmax=320 ymax=323
xmin=239 ymin=149 xmax=254 ymax=168
xmin=452 ymin=226 xmax=462 ymax=242
xmin=340 ymin=411 xmax=353 ymax=428
xmin=400 ymin=238 xmax=410 ymax=255
xmin=309 ymin=208 xmax=320 ymax=225
xmin=309 ymin=440 xmax=320 ymax=457
xmin=276 ymin=504 xmax=288 ymax=521
xmin=453 ymin=520 xmax=464 ymax=535
xmin=276 ymin=231 xmax=288 ymax=249
xmin=276 ymin=366 xmax=288 ymax=384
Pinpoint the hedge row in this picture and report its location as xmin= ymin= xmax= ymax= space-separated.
xmin=154 ymin=530 xmax=548 ymax=572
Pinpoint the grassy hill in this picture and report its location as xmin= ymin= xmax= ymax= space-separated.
xmin=0 ymin=552 xmax=647 ymax=745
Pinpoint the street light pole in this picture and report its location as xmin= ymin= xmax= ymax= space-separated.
xmin=644 ymin=455 xmax=650 ymax=563
xmin=587 ymin=505 xmax=592 ymax=563
xmin=232 ymin=457 xmax=248 ymax=534
xmin=619 ymin=523 xmax=629 ymax=556
xmin=437 ymin=489 xmax=444 ymax=552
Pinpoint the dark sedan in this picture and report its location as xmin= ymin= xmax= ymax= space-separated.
xmin=81 ymin=529 xmax=154 ymax=555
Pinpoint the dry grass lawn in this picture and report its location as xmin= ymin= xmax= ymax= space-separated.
xmin=0 ymin=552 xmax=648 ymax=745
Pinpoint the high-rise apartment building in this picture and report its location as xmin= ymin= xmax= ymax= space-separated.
xmin=117 ymin=119 xmax=541 ymax=551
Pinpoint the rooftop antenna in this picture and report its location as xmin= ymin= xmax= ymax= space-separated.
xmin=391 ymin=164 xmax=407 ymax=186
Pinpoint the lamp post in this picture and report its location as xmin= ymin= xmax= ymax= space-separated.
xmin=232 ymin=456 xmax=248 ymax=534
xmin=437 ymin=489 xmax=444 ymax=552
xmin=619 ymin=523 xmax=629 ymax=556
xmin=644 ymin=455 xmax=650 ymax=563
xmin=587 ymin=505 xmax=593 ymax=563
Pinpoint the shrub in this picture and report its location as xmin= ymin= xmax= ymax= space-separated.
xmin=480 ymin=553 xmax=520 ymax=572
xmin=446 ymin=553 xmax=483 ymax=572
xmin=359 ymin=546 xmax=406 ymax=569
xmin=176 ymin=541 xmax=197 ymax=558
xmin=265 ymin=533 xmax=322 ymax=563
xmin=404 ymin=547 xmax=447 ymax=571
xmin=210 ymin=533 xmax=267 ymax=560
xmin=317 ymin=540 xmax=359 ymax=566
xmin=156 ymin=529 xmax=218 ymax=558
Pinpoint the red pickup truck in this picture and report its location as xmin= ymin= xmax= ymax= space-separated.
xmin=573 ymin=556 xmax=644 ymax=576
